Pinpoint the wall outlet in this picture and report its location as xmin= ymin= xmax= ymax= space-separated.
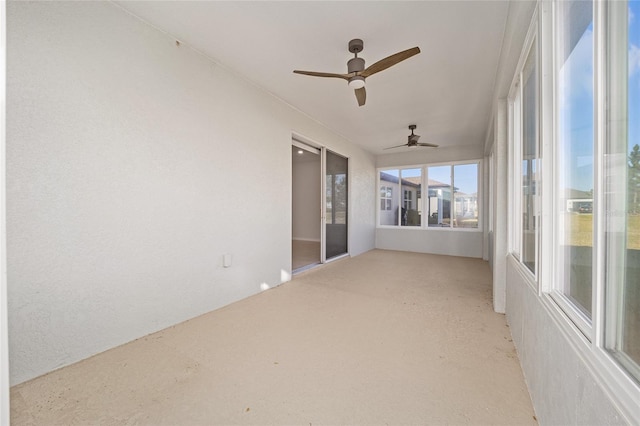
xmin=223 ymin=253 xmax=232 ymax=268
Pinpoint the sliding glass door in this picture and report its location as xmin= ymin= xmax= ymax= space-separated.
xmin=325 ymin=150 xmax=348 ymax=260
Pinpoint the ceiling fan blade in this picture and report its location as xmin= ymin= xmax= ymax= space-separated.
xmin=360 ymin=47 xmax=421 ymax=78
xmin=417 ymin=142 xmax=439 ymax=148
xmin=355 ymin=87 xmax=366 ymax=106
xmin=383 ymin=143 xmax=409 ymax=150
xmin=293 ymin=70 xmax=351 ymax=80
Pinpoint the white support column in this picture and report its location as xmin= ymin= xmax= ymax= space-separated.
xmin=493 ymin=99 xmax=509 ymax=313
xmin=1 ymin=0 xmax=9 ymax=423
xmin=483 ymin=151 xmax=491 ymax=262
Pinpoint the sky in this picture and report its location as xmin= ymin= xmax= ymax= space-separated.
xmin=382 ymin=164 xmax=478 ymax=195
xmin=561 ymin=1 xmax=640 ymax=192
xmin=629 ymin=1 xmax=640 ymax=154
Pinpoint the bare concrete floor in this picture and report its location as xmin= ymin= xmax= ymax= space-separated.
xmin=292 ymin=239 xmax=320 ymax=270
xmin=11 ymin=250 xmax=536 ymax=425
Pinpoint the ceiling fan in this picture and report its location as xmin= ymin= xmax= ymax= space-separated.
xmin=293 ymin=39 xmax=420 ymax=107
xmin=384 ymin=125 xmax=439 ymax=150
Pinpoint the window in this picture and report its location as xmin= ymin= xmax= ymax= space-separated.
xmin=428 ymin=165 xmax=452 ymax=227
xmin=379 ymin=170 xmax=399 ymax=225
xmin=380 ymin=186 xmax=392 ymax=211
xmin=401 ymin=168 xmax=422 ymax=227
xmin=378 ymin=169 xmax=423 ymax=227
xmin=378 ymin=163 xmax=478 ymax=229
xmin=554 ymin=0 xmax=595 ymax=320
xmin=509 ymin=28 xmax=540 ymax=278
xmin=403 ymin=190 xmax=412 ymax=210
xmin=427 ymin=163 xmax=479 ymax=229
xmin=453 ymin=164 xmax=479 ymax=228
xmin=604 ymin=0 xmax=640 ymax=382
xmin=521 ymin=39 xmax=540 ymax=275
xmin=510 ymin=83 xmax=522 ymax=259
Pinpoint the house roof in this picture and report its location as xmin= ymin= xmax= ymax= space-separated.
xmin=564 ymin=188 xmax=592 ymax=199
xmin=380 ymin=172 xmax=450 ymax=189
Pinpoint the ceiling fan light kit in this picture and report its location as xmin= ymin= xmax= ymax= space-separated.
xmin=293 ymin=38 xmax=420 ymax=107
xmin=348 ymin=76 xmax=365 ymax=89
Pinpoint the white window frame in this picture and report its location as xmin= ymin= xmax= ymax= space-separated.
xmin=599 ymin=0 xmax=640 ymax=408
xmin=509 ymin=84 xmax=522 ymax=260
xmin=380 ymin=185 xmax=392 ymax=211
xmin=508 ymin=8 xmax=540 ymax=285
xmin=547 ymin=0 xmax=595 ymax=338
xmin=403 ymin=189 xmax=412 ymax=210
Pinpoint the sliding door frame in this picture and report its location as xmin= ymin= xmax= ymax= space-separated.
xmin=292 ymin=133 xmax=349 ymax=269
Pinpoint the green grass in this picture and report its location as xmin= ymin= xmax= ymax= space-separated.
xmin=567 ymin=213 xmax=640 ymax=250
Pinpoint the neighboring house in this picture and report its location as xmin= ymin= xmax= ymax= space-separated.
xmin=379 ymin=172 xmax=452 ymax=226
xmin=564 ymin=188 xmax=593 ymax=213
xmin=379 ymin=172 xmax=421 ymax=225
xmin=380 ymin=173 xmax=478 ymax=227
xmin=454 ymin=191 xmax=478 ymax=226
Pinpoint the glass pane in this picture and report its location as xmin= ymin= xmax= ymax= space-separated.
xmin=522 ymin=40 xmax=539 ymax=274
xmin=625 ymin=1 xmax=640 ymax=369
xmin=428 ymin=166 xmax=451 ymax=227
xmin=379 ymin=170 xmax=399 ymax=226
xmin=605 ymin=0 xmax=640 ymax=382
xmin=453 ymin=164 xmax=478 ymax=228
xmin=511 ymin=89 xmax=522 ymax=258
xmin=325 ymin=151 xmax=347 ymax=259
xmin=400 ymin=168 xmax=422 ymax=227
xmin=607 ymin=0 xmax=640 ymax=375
xmin=556 ymin=0 xmax=594 ymax=317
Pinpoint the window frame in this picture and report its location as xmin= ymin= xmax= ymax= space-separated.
xmin=601 ymin=0 xmax=640 ymax=395
xmin=403 ymin=189 xmax=412 ymax=210
xmin=380 ymin=185 xmax=392 ymax=211
xmin=508 ymin=9 xmax=540 ymax=285
xmin=547 ymin=0 xmax=596 ymax=338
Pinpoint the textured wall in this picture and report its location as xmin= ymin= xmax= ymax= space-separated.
xmin=506 ymin=258 xmax=626 ymax=425
xmin=375 ymin=228 xmax=483 ymax=258
xmin=6 ymin=1 xmax=375 ymax=384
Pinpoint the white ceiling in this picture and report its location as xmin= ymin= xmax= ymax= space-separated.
xmin=116 ymin=1 xmax=511 ymax=155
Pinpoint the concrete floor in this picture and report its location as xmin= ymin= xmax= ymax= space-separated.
xmin=292 ymin=239 xmax=321 ymax=270
xmin=11 ymin=250 xmax=536 ymax=425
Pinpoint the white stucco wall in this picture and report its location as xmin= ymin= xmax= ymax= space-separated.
xmin=375 ymin=228 xmax=483 ymax=258
xmin=506 ymin=258 xmax=627 ymax=425
xmin=6 ymin=1 xmax=375 ymax=385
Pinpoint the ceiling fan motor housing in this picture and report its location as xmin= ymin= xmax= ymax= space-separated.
xmin=348 ymin=38 xmax=364 ymax=54
xmin=408 ymin=125 xmax=420 ymax=144
xmin=348 ymin=57 xmax=365 ymax=74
